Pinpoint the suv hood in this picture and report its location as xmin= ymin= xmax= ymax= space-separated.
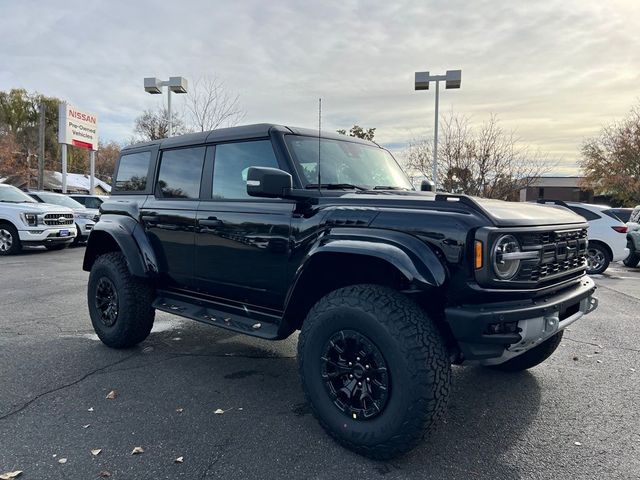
xmin=338 ymin=193 xmax=586 ymax=227
xmin=0 ymin=202 xmax=74 ymax=214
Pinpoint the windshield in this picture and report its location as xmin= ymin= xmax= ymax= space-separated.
xmin=0 ymin=185 xmax=37 ymax=203
xmin=285 ymin=136 xmax=414 ymax=190
xmin=35 ymin=192 xmax=84 ymax=209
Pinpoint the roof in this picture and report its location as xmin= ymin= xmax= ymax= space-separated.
xmin=122 ymin=123 xmax=377 ymax=151
xmin=526 ymin=177 xmax=584 ymax=188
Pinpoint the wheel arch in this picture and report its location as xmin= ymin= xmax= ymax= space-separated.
xmin=278 ymin=229 xmax=448 ymax=338
xmin=588 ymin=239 xmax=613 ymax=260
xmin=82 ymin=215 xmax=159 ymax=278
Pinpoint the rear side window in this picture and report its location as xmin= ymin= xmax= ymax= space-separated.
xmin=603 ymin=209 xmax=624 ymax=222
xmin=632 ymin=208 xmax=640 ymax=223
xmin=212 ymin=140 xmax=279 ymax=200
xmin=569 ymin=206 xmax=601 ymax=221
xmin=114 ymin=151 xmax=151 ymax=192
xmin=156 ymin=147 xmax=205 ymax=199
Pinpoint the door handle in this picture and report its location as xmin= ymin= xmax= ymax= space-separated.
xmin=199 ymin=217 xmax=223 ymax=228
xmin=141 ymin=215 xmax=160 ymax=226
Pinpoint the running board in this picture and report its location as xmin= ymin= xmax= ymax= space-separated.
xmin=153 ymin=293 xmax=280 ymax=340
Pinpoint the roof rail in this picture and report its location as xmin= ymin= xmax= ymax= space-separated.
xmin=535 ymin=199 xmax=570 ymax=208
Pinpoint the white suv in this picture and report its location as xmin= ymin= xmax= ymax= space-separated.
xmin=537 ymin=200 xmax=628 ymax=274
xmin=0 ymin=184 xmax=76 ymax=255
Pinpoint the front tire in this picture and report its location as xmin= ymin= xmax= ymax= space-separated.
xmin=586 ymin=243 xmax=610 ymax=274
xmin=88 ymin=252 xmax=155 ymax=348
xmin=488 ymin=331 xmax=563 ymax=372
xmin=0 ymin=224 xmax=22 ymax=256
xmin=297 ymin=284 xmax=451 ymax=459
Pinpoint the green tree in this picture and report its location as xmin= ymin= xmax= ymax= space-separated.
xmin=337 ymin=125 xmax=376 ymax=141
xmin=581 ymin=105 xmax=640 ymax=206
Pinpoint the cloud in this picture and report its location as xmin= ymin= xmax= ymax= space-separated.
xmin=1 ymin=0 xmax=639 ymax=174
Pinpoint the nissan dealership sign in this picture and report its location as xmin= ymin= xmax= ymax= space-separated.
xmin=58 ymin=103 xmax=98 ymax=151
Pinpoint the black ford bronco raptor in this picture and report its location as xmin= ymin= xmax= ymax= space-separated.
xmin=84 ymin=124 xmax=598 ymax=458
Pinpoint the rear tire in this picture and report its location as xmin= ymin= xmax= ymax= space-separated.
xmin=623 ymin=247 xmax=640 ymax=268
xmin=297 ymin=284 xmax=451 ymax=459
xmin=586 ymin=243 xmax=610 ymax=274
xmin=0 ymin=223 xmax=21 ymax=256
xmin=488 ymin=331 xmax=563 ymax=372
xmin=88 ymin=252 xmax=155 ymax=348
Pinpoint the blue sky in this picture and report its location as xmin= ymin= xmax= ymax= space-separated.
xmin=1 ymin=0 xmax=639 ymax=174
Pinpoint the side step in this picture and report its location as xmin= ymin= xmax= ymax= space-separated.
xmin=153 ymin=293 xmax=281 ymax=340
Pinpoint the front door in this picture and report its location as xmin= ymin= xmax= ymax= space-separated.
xmin=140 ymin=146 xmax=206 ymax=287
xmin=194 ymin=140 xmax=293 ymax=310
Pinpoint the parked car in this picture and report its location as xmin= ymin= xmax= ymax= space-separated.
xmin=624 ymin=205 xmax=640 ymax=267
xmin=0 ymin=184 xmax=75 ymax=254
xmin=68 ymin=193 xmax=109 ymax=210
xmin=82 ymin=124 xmax=598 ymax=458
xmin=608 ymin=207 xmax=634 ymax=223
xmin=536 ymin=200 xmax=628 ymax=274
xmin=28 ymin=191 xmax=97 ymax=245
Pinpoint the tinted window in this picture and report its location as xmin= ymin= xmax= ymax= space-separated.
xmin=114 ymin=151 xmax=151 ymax=192
xmin=603 ymin=209 xmax=627 ymax=222
xmin=156 ymin=147 xmax=205 ymax=199
xmin=84 ymin=197 xmax=103 ymax=209
xmin=569 ymin=206 xmax=600 ymax=221
xmin=212 ymin=141 xmax=279 ymax=199
xmin=72 ymin=197 xmax=87 ymax=206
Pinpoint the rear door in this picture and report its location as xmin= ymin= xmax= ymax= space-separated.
xmin=194 ymin=140 xmax=294 ymax=309
xmin=140 ymin=146 xmax=206 ymax=287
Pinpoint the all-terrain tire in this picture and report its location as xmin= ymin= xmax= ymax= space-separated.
xmin=87 ymin=252 xmax=155 ymax=348
xmin=0 ymin=223 xmax=22 ymax=256
xmin=297 ymin=284 xmax=451 ymax=459
xmin=488 ymin=331 xmax=564 ymax=372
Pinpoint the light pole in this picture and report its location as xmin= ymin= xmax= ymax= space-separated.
xmin=143 ymin=76 xmax=188 ymax=137
xmin=414 ymin=69 xmax=461 ymax=190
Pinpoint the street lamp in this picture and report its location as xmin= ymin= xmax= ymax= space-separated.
xmin=414 ymin=69 xmax=461 ymax=190
xmin=143 ymin=76 xmax=188 ymax=137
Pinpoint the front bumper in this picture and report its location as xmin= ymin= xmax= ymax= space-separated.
xmin=19 ymin=226 xmax=76 ymax=245
xmin=445 ymin=276 xmax=597 ymax=362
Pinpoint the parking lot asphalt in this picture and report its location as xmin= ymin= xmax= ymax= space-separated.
xmin=1 ymin=247 xmax=639 ymax=480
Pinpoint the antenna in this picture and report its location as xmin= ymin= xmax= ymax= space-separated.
xmin=317 ymin=98 xmax=322 ymax=191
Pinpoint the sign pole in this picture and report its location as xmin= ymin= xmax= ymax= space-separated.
xmin=61 ymin=143 xmax=68 ymax=193
xmin=90 ymin=150 xmax=95 ymax=194
xmin=37 ymin=102 xmax=46 ymax=191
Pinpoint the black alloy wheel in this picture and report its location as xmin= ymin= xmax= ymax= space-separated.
xmin=95 ymin=277 xmax=119 ymax=327
xmin=321 ymin=330 xmax=390 ymax=420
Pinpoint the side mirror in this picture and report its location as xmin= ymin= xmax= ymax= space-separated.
xmin=420 ymin=179 xmax=435 ymax=192
xmin=247 ymin=167 xmax=292 ymax=198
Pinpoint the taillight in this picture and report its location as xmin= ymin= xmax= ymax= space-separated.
xmin=612 ymin=225 xmax=628 ymax=233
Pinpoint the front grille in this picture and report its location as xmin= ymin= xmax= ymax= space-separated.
xmin=516 ymin=228 xmax=588 ymax=283
xmin=44 ymin=213 xmax=74 ymax=226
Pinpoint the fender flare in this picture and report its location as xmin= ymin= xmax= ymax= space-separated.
xmin=278 ymin=228 xmax=447 ymax=337
xmin=82 ymin=214 xmax=159 ymax=278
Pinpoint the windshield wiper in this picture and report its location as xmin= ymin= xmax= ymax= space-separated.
xmin=372 ymin=186 xmax=411 ymax=191
xmin=305 ymin=183 xmax=367 ymax=191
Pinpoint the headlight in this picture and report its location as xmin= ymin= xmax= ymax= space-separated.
xmin=492 ymin=235 xmax=522 ymax=280
xmin=75 ymin=212 xmax=95 ymax=220
xmin=21 ymin=213 xmax=38 ymax=226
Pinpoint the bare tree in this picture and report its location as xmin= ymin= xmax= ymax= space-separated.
xmin=133 ymin=106 xmax=186 ymax=141
xmin=403 ymin=113 xmax=552 ymax=200
xmin=185 ymin=76 xmax=245 ymax=132
xmin=581 ymin=104 xmax=640 ymax=205
xmin=337 ymin=125 xmax=376 ymax=141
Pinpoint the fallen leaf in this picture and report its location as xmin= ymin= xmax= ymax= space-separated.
xmin=142 ymin=346 xmax=154 ymax=353
xmin=596 ymin=359 xmax=603 ymax=364
xmin=252 ymin=322 xmax=261 ymax=330
xmin=131 ymin=447 xmax=144 ymax=455
xmin=176 ymin=407 xmax=184 ymax=413
xmin=172 ymin=337 xmax=181 ymax=341
xmin=574 ymin=441 xmax=582 ymax=446
xmin=238 ymin=407 xmax=243 ymax=411
xmin=106 ymin=390 xmax=117 ymax=400
xmin=214 ymin=408 xmax=225 ymax=415
xmin=572 ymin=356 xmax=579 ymax=361
xmin=175 ymin=456 xmax=184 ymax=463
xmin=88 ymin=407 xmax=94 ymax=412
xmin=91 ymin=449 xmax=102 ymax=456
xmin=58 ymin=458 xmax=67 ymax=464
xmin=98 ymin=472 xmax=111 ymax=478
xmin=631 ymin=368 xmax=636 ymax=372
xmin=0 ymin=471 xmax=23 ymax=480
